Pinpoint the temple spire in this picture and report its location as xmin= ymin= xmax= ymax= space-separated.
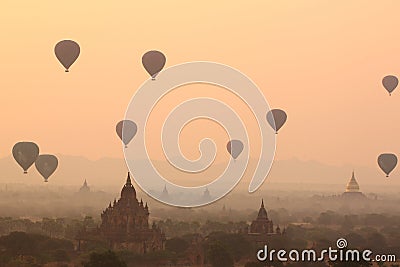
xmin=261 ymin=199 xmax=264 ymax=208
xmin=121 ymin=172 xmax=136 ymax=199
xmin=126 ymin=172 xmax=132 ymax=185
xmin=346 ymin=170 xmax=360 ymax=192
xmin=99 ymin=173 xmax=164 ymax=253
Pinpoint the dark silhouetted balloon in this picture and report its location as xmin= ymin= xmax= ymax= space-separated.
xmin=116 ymin=120 xmax=138 ymax=148
xmin=377 ymin=153 xmax=397 ymax=177
xmin=382 ymin=75 xmax=398 ymax=96
xmin=55 ymin=40 xmax=80 ymax=72
xmin=12 ymin=142 xmax=39 ymax=174
xmin=267 ymin=109 xmax=287 ymax=134
xmin=226 ymin=140 xmax=244 ymax=160
xmin=142 ymin=50 xmax=166 ymax=80
xmin=35 ymin=154 xmax=58 ymax=182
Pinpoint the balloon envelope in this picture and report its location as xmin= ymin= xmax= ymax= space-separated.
xmin=382 ymin=75 xmax=398 ymax=95
xmin=12 ymin=142 xmax=39 ymax=174
xmin=55 ymin=40 xmax=80 ymax=72
xmin=377 ymin=153 xmax=397 ymax=177
xmin=116 ymin=120 xmax=138 ymax=147
xmin=35 ymin=154 xmax=58 ymax=182
xmin=226 ymin=140 xmax=244 ymax=159
xmin=142 ymin=50 xmax=166 ymax=79
xmin=267 ymin=109 xmax=287 ymax=133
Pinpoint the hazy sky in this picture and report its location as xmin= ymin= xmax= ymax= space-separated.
xmin=1 ymin=1 xmax=400 ymax=167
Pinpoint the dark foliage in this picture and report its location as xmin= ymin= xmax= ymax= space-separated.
xmin=82 ymin=250 xmax=127 ymax=267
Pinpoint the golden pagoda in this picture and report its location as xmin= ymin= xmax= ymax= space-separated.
xmin=345 ymin=171 xmax=359 ymax=192
xmin=343 ymin=171 xmax=365 ymax=197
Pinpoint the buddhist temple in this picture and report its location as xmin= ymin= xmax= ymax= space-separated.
xmin=249 ymin=199 xmax=274 ymax=234
xmin=247 ymin=199 xmax=283 ymax=248
xmin=77 ymin=173 xmax=165 ymax=254
xmin=160 ymin=184 xmax=169 ymax=200
xmin=342 ymin=171 xmax=365 ymax=198
xmin=201 ymin=187 xmax=211 ymax=202
xmin=78 ymin=179 xmax=90 ymax=194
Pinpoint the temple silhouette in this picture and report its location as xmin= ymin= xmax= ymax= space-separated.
xmin=77 ymin=173 xmax=165 ymax=253
xmin=249 ymin=199 xmax=284 ymax=235
xmin=78 ymin=179 xmax=90 ymax=194
xmin=342 ymin=171 xmax=365 ymax=198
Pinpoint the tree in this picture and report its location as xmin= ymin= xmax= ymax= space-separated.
xmin=165 ymin=237 xmax=189 ymax=254
xmin=317 ymin=211 xmax=339 ymax=225
xmin=83 ymin=216 xmax=96 ymax=229
xmin=206 ymin=232 xmax=252 ymax=261
xmin=366 ymin=232 xmax=386 ymax=253
xmin=330 ymin=258 xmax=371 ymax=267
xmin=206 ymin=241 xmax=234 ymax=267
xmin=83 ymin=250 xmax=127 ymax=267
xmin=245 ymin=261 xmax=265 ymax=267
xmin=345 ymin=232 xmax=366 ymax=249
xmin=52 ymin=249 xmax=70 ymax=261
xmin=6 ymin=256 xmax=41 ymax=267
xmin=41 ymin=218 xmax=64 ymax=238
xmin=65 ymin=219 xmax=83 ymax=239
xmin=0 ymin=231 xmax=42 ymax=255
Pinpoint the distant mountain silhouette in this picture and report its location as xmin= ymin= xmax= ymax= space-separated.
xmin=0 ymin=155 xmax=398 ymax=189
xmin=266 ymin=157 xmax=399 ymax=186
xmin=0 ymin=155 xmax=127 ymax=189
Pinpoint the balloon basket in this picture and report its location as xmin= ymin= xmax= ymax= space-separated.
xmin=125 ymin=145 xmax=128 ymax=148
xmin=151 ymin=78 xmax=156 ymax=81
xmin=65 ymin=69 xmax=69 ymax=72
xmin=23 ymin=171 xmax=27 ymax=174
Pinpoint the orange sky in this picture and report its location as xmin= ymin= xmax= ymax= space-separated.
xmin=1 ymin=1 xmax=400 ymax=167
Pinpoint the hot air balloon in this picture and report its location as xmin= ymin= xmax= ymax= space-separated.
xmin=54 ymin=40 xmax=80 ymax=72
xmin=377 ymin=153 xmax=397 ymax=177
xmin=12 ymin=142 xmax=39 ymax=174
xmin=35 ymin=154 xmax=58 ymax=182
xmin=142 ymin=50 xmax=166 ymax=80
xmin=267 ymin=109 xmax=287 ymax=134
xmin=116 ymin=120 xmax=138 ymax=148
xmin=226 ymin=140 xmax=244 ymax=160
xmin=382 ymin=75 xmax=398 ymax=96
